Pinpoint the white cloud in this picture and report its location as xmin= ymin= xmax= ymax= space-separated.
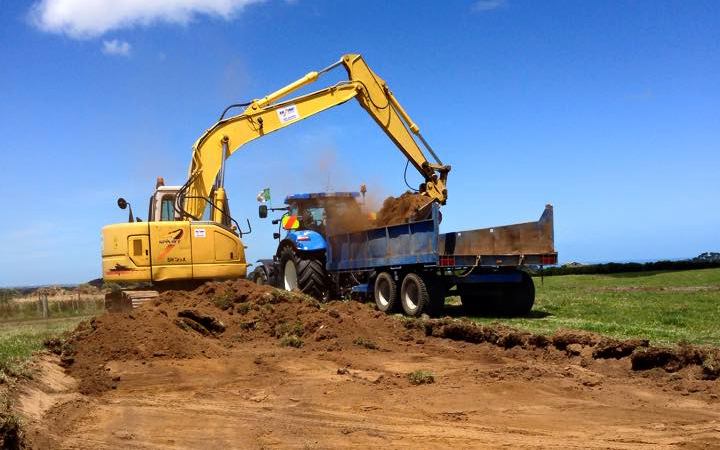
xmin=471 ymin=0 xmax=506 ymax=12
xmin=102 ymin=39 xmax=131 ymax=56
xmin=30 ymin=0 xmax=267 ymax=39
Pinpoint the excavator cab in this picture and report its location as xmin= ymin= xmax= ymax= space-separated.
xmin=148 ymin=186 xmax=182 ymax=222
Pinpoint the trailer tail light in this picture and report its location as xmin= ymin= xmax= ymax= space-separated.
xmin=540 ymin=255 xmax=557 ymax=265
xmin=297 ymin=236 xmax=310 ymax=241
xmin=439 ymin=256 xmax=455 ymax=266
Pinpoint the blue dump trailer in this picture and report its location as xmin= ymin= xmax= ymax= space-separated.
xmin=252 ymin=192 xmax=557 ymax=317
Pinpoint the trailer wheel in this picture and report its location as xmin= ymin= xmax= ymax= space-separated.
xmin=374 ymin=272 xmax=399 ymax=313
xmin=459 ymin=294 xmax=488 ymax=316
xmin=251 ymin=267 xmax=268 ymax=286
xmin=504 ymin=271 xmax=535 ymax=316
xmin=426 ymin=279 xmax=447 ymax=316
xmin=400 ymin=273 xmax=431 ymax=317
xmin=279 ymin=247 xmax=329 ymax=301
xmin=460 ymin=271 xmax=535 ymax=317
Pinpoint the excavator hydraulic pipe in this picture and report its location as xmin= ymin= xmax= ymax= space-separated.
xmin=387 ymin=91 xmax=420 ymax=134
xmin=255 ymin=71 xmax=320 ymax=108
xmin=213 ymin=187 xmax=227 ymax=224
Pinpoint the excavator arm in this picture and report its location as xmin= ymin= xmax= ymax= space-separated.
xmin=180 ymin=54 xmax=450 ymax=223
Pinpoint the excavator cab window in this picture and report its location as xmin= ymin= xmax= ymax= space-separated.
xmin=160 ymin=195 xmax=175 ymax=221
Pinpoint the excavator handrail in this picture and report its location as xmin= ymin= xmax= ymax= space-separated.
xmin=181 ymin=54 xmax=450 ymax=222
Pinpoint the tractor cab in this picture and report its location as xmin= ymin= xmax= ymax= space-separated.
xmin=282 ymin=192 xmax=362 ymax=235
xmin=253 ymin=191 xmax=365 ymax=297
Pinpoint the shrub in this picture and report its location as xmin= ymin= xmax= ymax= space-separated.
xmin=279 ymin=335 xmax=303 ymax=348
xmin=407 ymin=370 xmax=435 ymax=385
xmin=353 ymin=337 xmax=379 ymax=350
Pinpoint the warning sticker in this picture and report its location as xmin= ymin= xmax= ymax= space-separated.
xmin=277 ymin=104 xmax=300 ymax=123
xmin=194 ymin=228 xmax=206 ymax=238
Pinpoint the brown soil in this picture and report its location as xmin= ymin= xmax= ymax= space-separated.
xmin=325 ymin=191 xmax=434 ymax=234
xmin=374 ymin=192 xmax=433 ymax=227
xmin=14 ymin=279 xmax=720 ymax=449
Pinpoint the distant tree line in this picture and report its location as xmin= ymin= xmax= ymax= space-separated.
xmin=537 ymin=257 xmax=720 ymax=277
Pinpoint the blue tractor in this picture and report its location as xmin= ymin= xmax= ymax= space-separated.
xmin=251 ymin=192 xmax=367 ymax=300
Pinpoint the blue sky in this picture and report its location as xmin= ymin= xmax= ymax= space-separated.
xmin=0 ymin=0 xmax=718 ymax=286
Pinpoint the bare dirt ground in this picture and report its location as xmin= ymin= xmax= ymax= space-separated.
xmin=14 ymin=280 xmax=720 ymax=450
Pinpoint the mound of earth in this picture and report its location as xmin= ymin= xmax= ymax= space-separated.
xmin=14 ymin=279 xmax=720 ymax=450
xmin=49 ymin=279 xmax=720 ymax=398
xmin=51 ymin=280 xmax=420 ymax=395
xmin=374 ymin=192 xmax=432 ymax=227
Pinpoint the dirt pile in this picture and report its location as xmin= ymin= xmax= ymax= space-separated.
xmin=21 ymin=278 xmax=720 ymax=449
xmin=49 ymin=279 xmax=720 ymax=399
xmin=51 ymin=280 xmax=420 ymax=394
xmin=374 ymin=192 xmax=433 ymax=227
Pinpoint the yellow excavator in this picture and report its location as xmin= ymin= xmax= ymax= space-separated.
xmin=101 ymin=54 xmax=451 ymax=305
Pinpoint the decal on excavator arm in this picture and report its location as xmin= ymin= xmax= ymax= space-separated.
xmin=277 ymin=104 xmax=300 ymax=123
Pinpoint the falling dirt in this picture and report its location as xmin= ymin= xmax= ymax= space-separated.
xmin=374 ymin=192 xmax=434 ymax=227
xmin=324 ymin=198 xmax=375 ymax=235
xmin=13 ymin=279 xmax=720 ymax=449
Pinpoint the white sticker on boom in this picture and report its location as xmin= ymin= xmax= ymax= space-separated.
xmin=277 ymin=104 xmax=300 ymax=123
xmin=194 ymin=228 xmax=206 ymax=238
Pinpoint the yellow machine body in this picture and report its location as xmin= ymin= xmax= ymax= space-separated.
xmin=102 ymin=221 xmax=247 ymax=283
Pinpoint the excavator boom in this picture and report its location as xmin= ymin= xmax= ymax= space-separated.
xmin=180 ymin=54 xmax=450 ymax=222
xmin=102 ymin=54 xmax=448 ymax=291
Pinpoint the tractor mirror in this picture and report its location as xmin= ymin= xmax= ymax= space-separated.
xmin=259 ymin=205 xmax=268 ymax=218
xmin=273 ymin=232 xmax=281 ymax=239
xmin=117 ymin=198 xmax=128 ymax=210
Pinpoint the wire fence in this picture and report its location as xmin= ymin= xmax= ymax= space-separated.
xmin=0 ymin=296 xmax=105 ymax=321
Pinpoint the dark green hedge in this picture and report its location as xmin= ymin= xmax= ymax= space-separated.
xmin=539 ymin=260 xmax=720 ymax=276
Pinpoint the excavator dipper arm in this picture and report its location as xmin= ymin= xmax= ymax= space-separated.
xmin=181 ymin=54 xmax=450 ymax=222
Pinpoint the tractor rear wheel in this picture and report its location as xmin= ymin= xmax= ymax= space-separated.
xmin=279 ymin=247 xmax=329 ymax=301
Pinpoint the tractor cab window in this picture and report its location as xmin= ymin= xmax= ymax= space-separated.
xmin=160 ymin=196 xmax=175 ymax=221
xmin=290 ymin=203 xmax=326 ymax=233
xmin=304 ymin=207 xmax=326 ymax=230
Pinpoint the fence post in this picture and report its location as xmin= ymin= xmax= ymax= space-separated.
xmin=42 ymin=295 xmax=49 ymax=318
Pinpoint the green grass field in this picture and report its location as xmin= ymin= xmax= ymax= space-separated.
xmin=0 ymin=316 xmax=90 ymax=377
xmin=456 ymin=268 xmax=720 ymax=346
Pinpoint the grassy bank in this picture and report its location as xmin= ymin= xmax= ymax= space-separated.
xmin=457 ymin=268 xmax=720 ymax=347
xmin=0 ymin=316 xmax=91 ymax=377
